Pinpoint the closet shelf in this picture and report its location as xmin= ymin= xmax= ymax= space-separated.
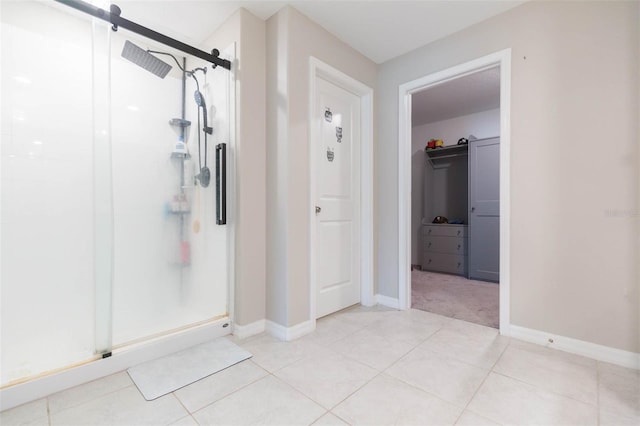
xmin=425 ymin=144 xmax=468 ymax=163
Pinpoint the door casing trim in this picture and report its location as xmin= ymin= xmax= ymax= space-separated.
xmin=309 ymin=57 xmax=375 ymax=324
xmin=397 ymin=49 xmax=512 ymax=335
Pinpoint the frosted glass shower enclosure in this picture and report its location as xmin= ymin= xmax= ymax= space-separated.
xmin=0 ymin=1 xmax=234 ymax=388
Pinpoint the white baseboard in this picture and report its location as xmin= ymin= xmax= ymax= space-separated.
xmin=266 ymin=319 xmax=315 ymax=341
xmin=0 ymin=318 xmax=231 ymax=412
xmin=232 ymin=319 xmax=266 ymax=339
xmin=510 ymin=325 xmax=640 ymax=370
xmin=376 ymin=294 xmax=400 ymax=309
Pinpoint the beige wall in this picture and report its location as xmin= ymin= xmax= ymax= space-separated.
xmin=205 ymin=8 xmax=266 ymax=326
xmin=377 ymin=1 xmax=639 ymax=352
xmin=266 ymin=6 xmax=377 ymax=326
xmin=637 ymin=1 xmax=640 ymax=357
xmin=266 ymin=8 xmax=289 ymax=326
xmin=210 ymin=1 xmax=639 ymax=352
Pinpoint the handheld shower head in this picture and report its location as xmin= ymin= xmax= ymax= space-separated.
xmin=192 ymin=74 xmax=213 ymax=188
xmin=194 ymin=90 xmax=206 ymax=108
xmin=194 ymin=90 xmax=213 ymax=135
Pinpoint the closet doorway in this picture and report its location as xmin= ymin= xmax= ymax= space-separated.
xmin=398 ymin=50 xmax=511 ymax=333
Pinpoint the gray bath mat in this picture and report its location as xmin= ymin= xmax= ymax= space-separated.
xmin=128 ymin=338 xmax=252 ymax=400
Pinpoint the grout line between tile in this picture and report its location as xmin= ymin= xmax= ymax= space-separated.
xmin=493 ymin=339 xmax=601 ymax=409
xmin=330 ymin=409 xmax=354 ymax=426
xmin=325 ymin=368 xmax=385 ymax=412
xmin=308 ymin=409 xmax=330 ymax=425
xmin=49 ymin=383 xmax=137 ymax=417
xmin=187 ymin=365 xmax=270 ymax=415
xmin=458 ymin=335 xmax=511 ymax=421
xmin=488 ymin=333 xmax=511 ymax=370
xmin=379 ymin=345 xmax=421 ymax=376
xmin=278 ymin=318 xmax=450 ymax=415
xmin=454 ymin=357 xmax=497 ymax=424
xmin=453 ymin=337 xmax=513 ymax=425
xmin=171 ymin=391 xmax=191 ymax=417
xmin=47 ymin=397 xmax=51 ymax=426
xmin=379 ymin=367 xmax=470 ymax=421
xmin=490 ymin=370 xmax=600 ymax=409
xmin=596 ymin=361 xmax=601 ymax=426
xmin=264 ymin=374 xmax=337 ymax=420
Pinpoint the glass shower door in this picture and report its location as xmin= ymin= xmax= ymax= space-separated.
xmin=108 ymin=31 xmax=232 ymax=347
xmin=1 ymin=1 xmax=233 ymax=388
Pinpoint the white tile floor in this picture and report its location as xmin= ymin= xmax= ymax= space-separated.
xmin=2 ymin=305 xmax=639 ymax=426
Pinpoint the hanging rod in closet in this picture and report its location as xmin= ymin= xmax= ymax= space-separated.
xmin=55 ymin=0 xmax=232 ymax=71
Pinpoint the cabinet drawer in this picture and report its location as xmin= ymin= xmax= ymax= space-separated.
xmin=424 ymin=236 xmax=467 ymax=255
xmin=421 ymin=253 xmax=467 ymax=275
xmin=422 ymin=225 xmax=467 ymax=238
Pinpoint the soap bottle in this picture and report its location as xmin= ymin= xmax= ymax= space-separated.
xmin=173 ymin=136 xmax=188 ymax=156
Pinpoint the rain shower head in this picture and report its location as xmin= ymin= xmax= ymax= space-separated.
xmin=121 ymin=40 xmax=172 ymax=78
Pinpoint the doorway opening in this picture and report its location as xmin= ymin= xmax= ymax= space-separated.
xmin=398 ymin=50 xmax=511 ymax=334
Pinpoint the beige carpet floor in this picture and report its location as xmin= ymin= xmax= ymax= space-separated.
xmin=411 ymin=270 xmax=499 ymax=328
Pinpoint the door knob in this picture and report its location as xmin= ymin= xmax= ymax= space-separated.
xmin=315 ymin=206 xmax=321 ymax=215
xmin=471 ymin=207 xmax=475 ymax=212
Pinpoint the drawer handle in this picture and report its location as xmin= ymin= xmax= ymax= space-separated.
xmin=428 ymin=242 xmax=432 ymax=247
xmin=428 ymin=229 xmax=432 ymax=234
xmin=457 ymin=262 xmax=462 ymax=268
xmin=457 ymin=244 xmax=461 ymax=250
xmin=457 ymin=230 xmax=461 ymax=235
xmin=428 ymin=259 xmax=432 ymax=263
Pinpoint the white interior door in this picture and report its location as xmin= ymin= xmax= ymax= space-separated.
xmin=315 ymin=77 xmax=361 ymax=318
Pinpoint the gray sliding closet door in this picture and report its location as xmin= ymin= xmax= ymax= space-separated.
xmin=468 ymin=137 xmax=500 ymax=282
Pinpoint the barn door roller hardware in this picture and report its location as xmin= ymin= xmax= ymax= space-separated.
xmin=55 ymin=0 xmax=231 ymax=71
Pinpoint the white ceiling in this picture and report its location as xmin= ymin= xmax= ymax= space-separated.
xmin=107 ymin=0 xmax=525 ymax=64
xmin=411 ymin=67 xmax=501 ymax=126
xmin=51 ymin=1 xmax=508 ymax=122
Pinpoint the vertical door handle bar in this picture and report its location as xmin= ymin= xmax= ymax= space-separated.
xmin=216 ymin=143 xmax=226 ymax=225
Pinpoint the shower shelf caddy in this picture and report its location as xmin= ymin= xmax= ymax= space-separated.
xmin=170 ymin=116 xmax=191 ymax=267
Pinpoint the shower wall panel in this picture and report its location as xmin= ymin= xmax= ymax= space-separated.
xmin=0 ymin=2 xmax=96 ymax=385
